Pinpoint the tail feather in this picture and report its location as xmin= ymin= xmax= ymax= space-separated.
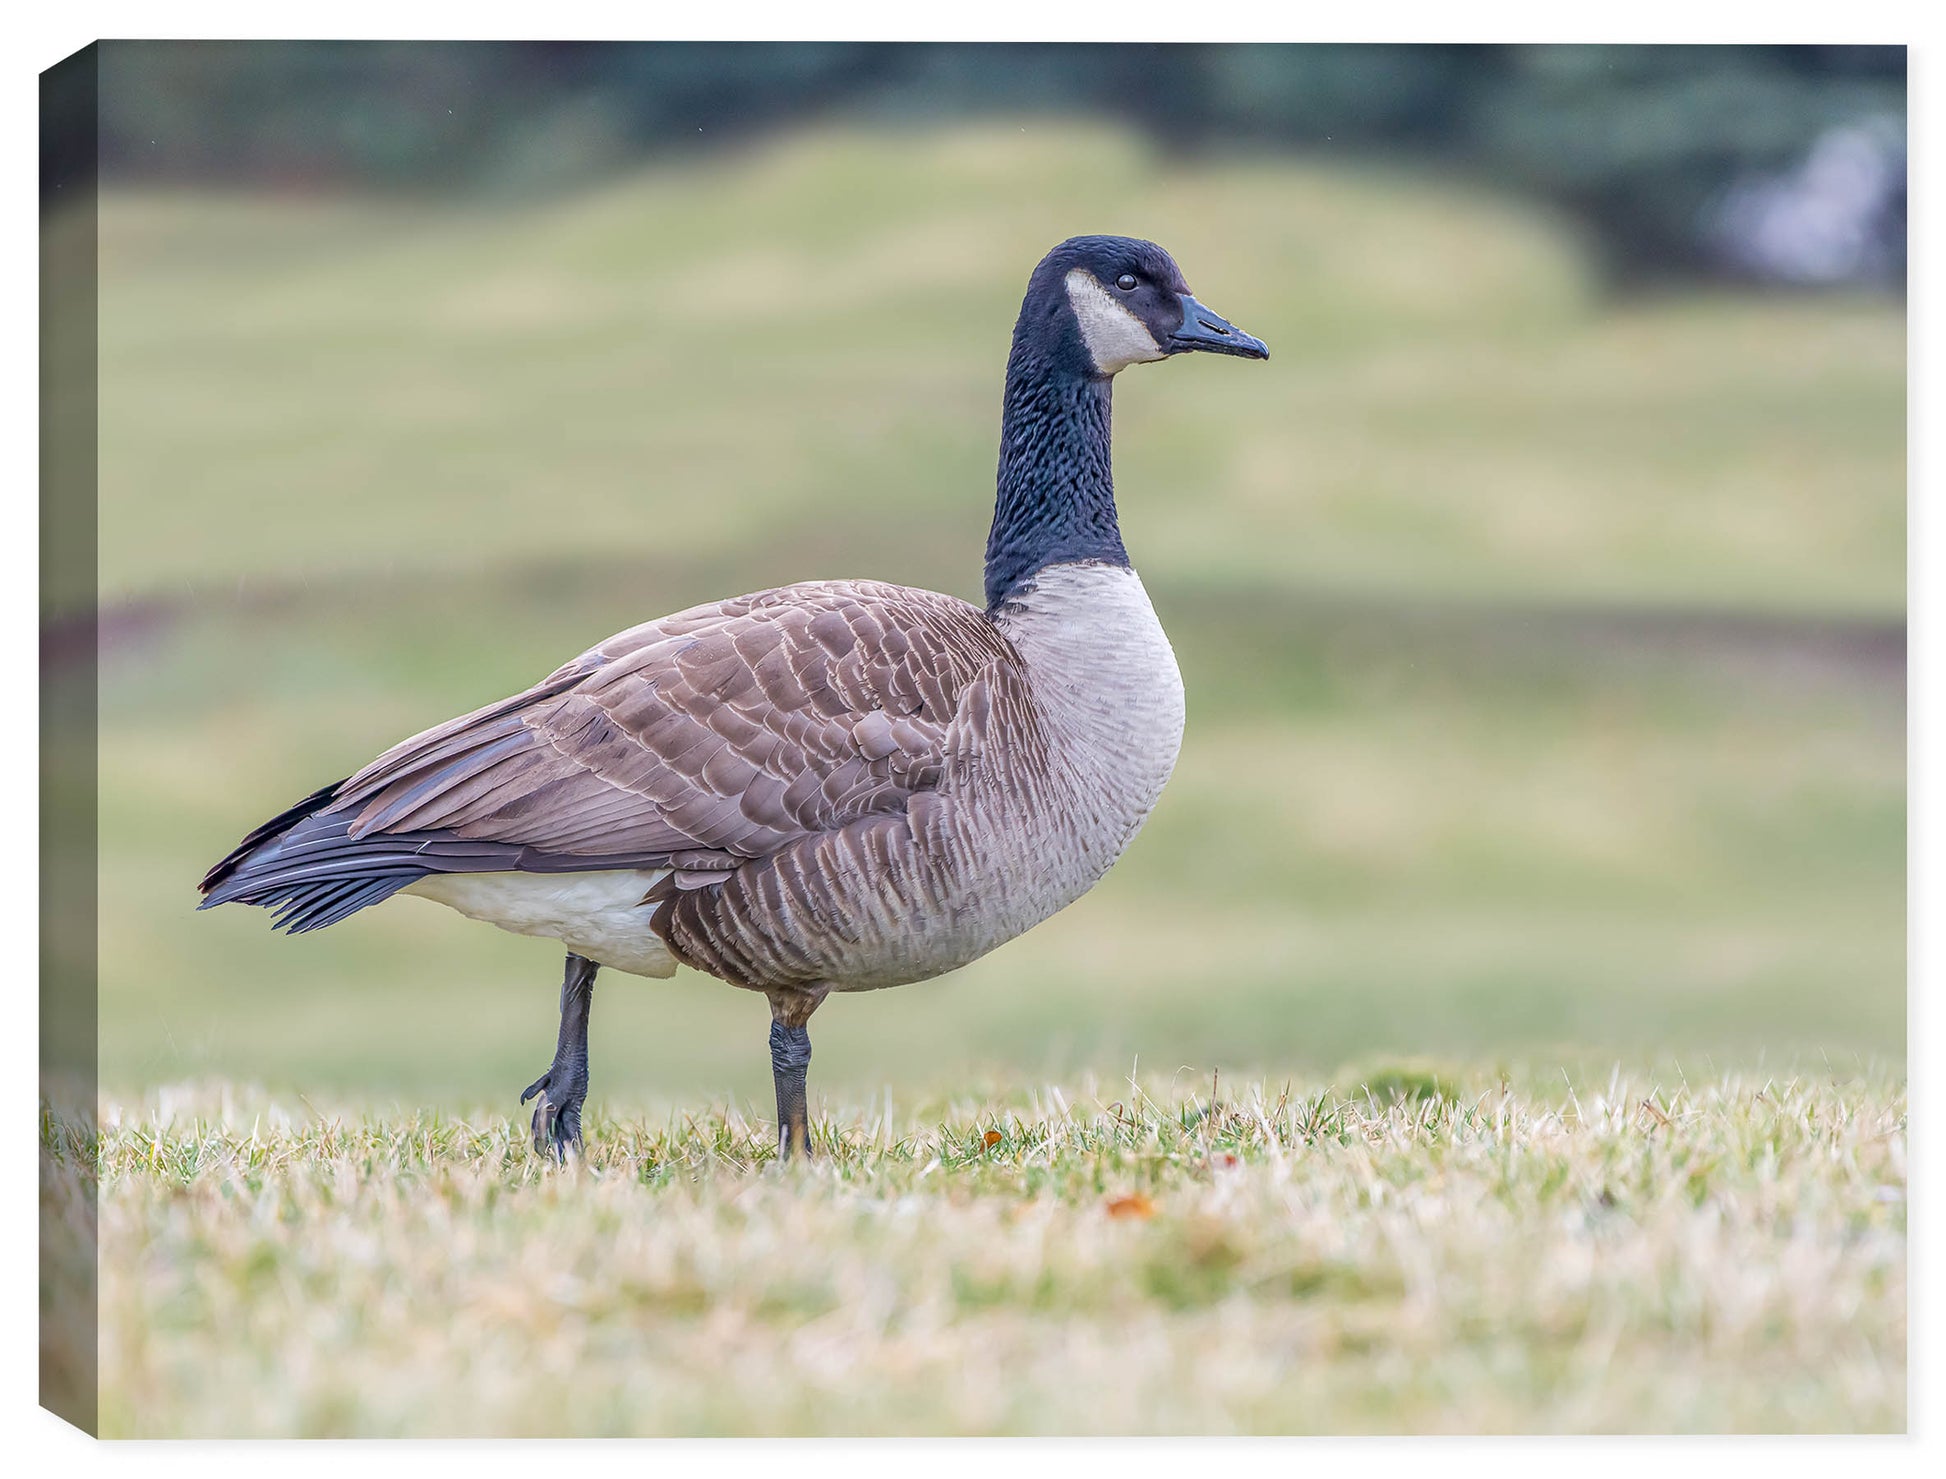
xmin=201 ymin=778 xmax=686 ymax=936
xmin=198 ymin=780 xmax=428 ymax=933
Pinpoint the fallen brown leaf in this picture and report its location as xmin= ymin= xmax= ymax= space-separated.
xmin=1105 ymin=1193 xmax=1156 ymax=1220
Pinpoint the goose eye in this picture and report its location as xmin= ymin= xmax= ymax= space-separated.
xmin=1115 ymin=273 xmax=1137 ymax=291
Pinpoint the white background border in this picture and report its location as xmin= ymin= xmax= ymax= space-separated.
xmin=6 ymin=4 xmax=1933 ymax=1472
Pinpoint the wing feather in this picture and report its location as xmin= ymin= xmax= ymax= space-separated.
xmin=323 ymin=580 xmax=1017 ymax=871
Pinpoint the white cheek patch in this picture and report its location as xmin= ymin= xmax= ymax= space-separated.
xmin=1064 ymin=268 xmax=1166 ymax=375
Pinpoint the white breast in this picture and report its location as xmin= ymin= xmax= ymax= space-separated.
xmin=403 ymin=869 xmax=678 ymax=979
xmin=990 ymin=561 xmax=1186 ymax=882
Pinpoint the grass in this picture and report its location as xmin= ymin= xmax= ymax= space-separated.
xmin=92 ymin=124 xmax=1903 ymax=618
xmin=92 ymin=560 xmax=1903 ymax=1098
xmin=79 ymin=123 xmax=1904 ymax=1100
xmin=56 ymin=1068 xmax=1904 ymax=1436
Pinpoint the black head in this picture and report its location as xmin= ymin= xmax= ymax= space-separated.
xmin=1014 ymin=235 xmax=1270 ymax=380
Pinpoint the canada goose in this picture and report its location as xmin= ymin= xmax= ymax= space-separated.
xmin=200 ymin=235 xmax=1268 ymax=1160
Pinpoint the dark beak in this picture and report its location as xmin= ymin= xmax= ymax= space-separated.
xmin=1167 ymin=293 xmax=1269 ymax=360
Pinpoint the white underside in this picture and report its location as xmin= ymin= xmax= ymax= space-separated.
xmin=990 ymin=563 xmax=1186 ymax=882
xmin=403 ymin=869 xmax=678 ymax=978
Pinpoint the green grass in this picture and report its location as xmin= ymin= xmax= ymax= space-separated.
xmin=82 ymin=122 xmax=1903 ymax=1100
xmin=93 ymin=124 xmax=1903 ymax=617
xmin=95 ymin=564 xmax=1902 ymax=1101
xmin=55 ymin=1069 xmax=1904 ymax=1435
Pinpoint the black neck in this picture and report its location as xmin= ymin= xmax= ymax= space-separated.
xmin=983 ymin=356 xmax=1126 ymax=610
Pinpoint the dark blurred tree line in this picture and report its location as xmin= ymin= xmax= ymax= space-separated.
xmin=73 ymin=41 xmax=1905 ymax=287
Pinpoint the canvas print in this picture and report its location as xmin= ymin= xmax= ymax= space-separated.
xmin=40 ymin=40 xmax=1906 ymax=1437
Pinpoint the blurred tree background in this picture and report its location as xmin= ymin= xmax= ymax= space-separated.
xmin=82 ymin=41 xmax=1905 ymax=287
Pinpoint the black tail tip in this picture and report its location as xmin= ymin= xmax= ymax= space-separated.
xmin=198 ymin=778 xmax=347 ymax=901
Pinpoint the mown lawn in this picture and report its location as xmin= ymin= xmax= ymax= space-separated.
xmin=55 ymin=1070 xmax=1904 ymax=1436
xmin=91 ymin=564 xmax=1903 ymax=1102
xmin=79 ymin=124 xmax=1903 ymax=1100
xmin=93 ymin=125 xmax=1904 ymax=618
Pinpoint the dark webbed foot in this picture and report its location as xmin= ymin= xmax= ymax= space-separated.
xmin=521 ymin=1062 xmax=587 ymax=1161
xmin=523 ymin=954 xmax=598 ymax=1163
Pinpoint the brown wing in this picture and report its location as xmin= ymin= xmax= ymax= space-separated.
xmin=322 ymin=580 xmax=1017 ymax=872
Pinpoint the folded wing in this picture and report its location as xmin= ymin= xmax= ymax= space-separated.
xmin=203 ymin=581 xmax=1021 ymax=935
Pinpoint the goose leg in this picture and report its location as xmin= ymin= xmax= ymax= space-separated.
xmin=767 ymin=987 xmax=828 ymax=1161
xmin=520 ymin=953 xmax=599 ymax=1162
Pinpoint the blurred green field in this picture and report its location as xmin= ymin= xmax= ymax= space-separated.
xmin=86 ymin=123 xmax=1905 ymax=1106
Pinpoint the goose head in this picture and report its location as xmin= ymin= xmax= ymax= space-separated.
xmin=1018 ymin=234 xmax=1270 ymax=379
xmin=984 ymin=236 xmax=1269 ymax=608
